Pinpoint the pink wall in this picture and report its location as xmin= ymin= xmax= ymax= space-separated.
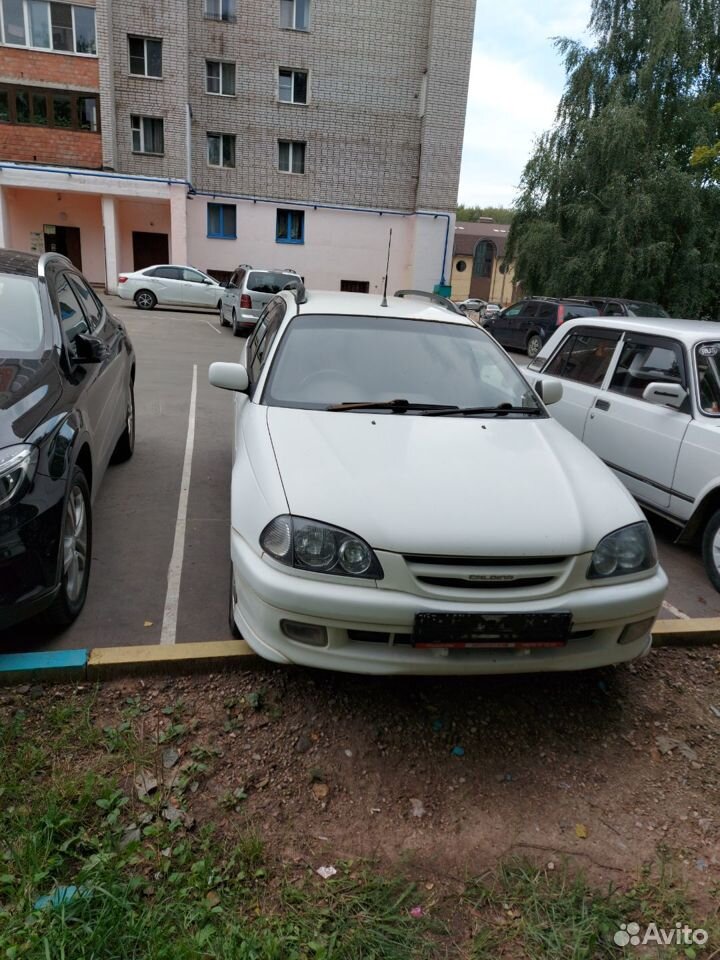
xmin=5 ymin=187 xmax=105 ymax=284
xmin=117 ymin=199 xmax=172 ymax=273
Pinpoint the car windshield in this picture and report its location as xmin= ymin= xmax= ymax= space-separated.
xmin=0 ymin=274 xmax=44 ymax=353
xmin=696 ymin=342 xmax=720 ymax=416
xmin=247 ymin=272 xmax=297 ymax=294
xmin=262 ymin=314 xmax=541 ymax=414
xmin=625 ymin=302 xmax=669 ymax=318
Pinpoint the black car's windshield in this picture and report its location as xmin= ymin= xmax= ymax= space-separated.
xmin=262 ymin=314 xmax=541 ymax=415
xmin=247 ymin=272 xmax=297 ymax=295
xmin=0 ymin=275 xmax=44 ymax=353
xmin=696 ymin=342 xmax=720 ymax=416
xmin=625 ymin=302 xmax=669 ymax=318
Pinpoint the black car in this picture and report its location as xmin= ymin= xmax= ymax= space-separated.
xmin=484 ymin=297 xmax=600 ymax=358
xmin=0 ymin=250 xmax=135 ymax=631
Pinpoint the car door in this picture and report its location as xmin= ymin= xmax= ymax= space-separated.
xmin=582 ymin=333 xmax=692 ymax=508
xmin=181 ymin=268 xmax=217 ymax=308
xmin=147 ymin=266 xmax=184 ymax=305
xmin=520 ymin=302 xmax=554 ymax=350
xmin=492 ymin=302 xmax=523 ymax=346
xmin=510 ymin=302 xmax=540 ymax=348
xmin=540 ymin=326 xmax=622 ymax=438
xmin=223 ymin=269 xmax=241 ymax=321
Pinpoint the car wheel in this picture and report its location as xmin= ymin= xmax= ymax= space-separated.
xmin=701 ymin=509 xmax=720 ymax=592
xmin=527 ymin=334 xmax=543 ymax=358
xmin=135 ymin=289 xmax=157 ymax=310
xmin=111 ymin=380 xmax=135 ymax=464
xmin=232 ymin=309 xmax=241 ymax=337
xmin=42 ymin=468 xmax=92 ymax=627
xmin=229 ymin=563 xmax=242 ymax=638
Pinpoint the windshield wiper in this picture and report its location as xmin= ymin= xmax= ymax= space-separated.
xmin=422 ymin=402 xmax=542 ymax=417
xmin=327 ymin=399 xmax=459 ymax=413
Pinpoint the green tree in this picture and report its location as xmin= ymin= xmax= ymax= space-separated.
xmin=507 ymin=0 xmax=720 ymax=318
xmin=456 ymin=205 xmax=516 ymax=223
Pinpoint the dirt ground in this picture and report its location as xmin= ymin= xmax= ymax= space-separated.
xmin=3 ymin=645 xmax=719 ymax=907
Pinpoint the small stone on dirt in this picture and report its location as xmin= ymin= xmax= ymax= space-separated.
xmin=295 ymin=734 xmax=312 ymax=754
xmin=134 ymin=770 xmax=158 ymax=800
xmin=162 ymin=748 xmax=180 ymax=769
xmin=410 ymin=798 xmax=426 ymax=818
xmin=311 ymin=782 xmax=329 ymax=801
xmin=316 ymin=865 xmax=337 ymax=879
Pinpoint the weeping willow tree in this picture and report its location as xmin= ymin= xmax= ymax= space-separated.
xmin=507 ymin=0 xmax=720 ymax=317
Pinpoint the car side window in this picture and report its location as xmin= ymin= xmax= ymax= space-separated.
xmin=54 ymin=273 xmax=91 ymax=346
xmin=249 ymin=302 xmax=286 ymax=381
xmin=604 ymin=302 xmax=624 ymax=316
xmin=609 ymin=336 xmax=686 ymax=399
xmin=520 ymin=303 xmax=539 ymax=318
xmin=183 ymin=268 xmax=205 ymax=283
xmin=545 ymin=329 xmax=621 ymax=385
xmin=535 ymin=304 xmax=555 ymax=320
xmin=153 ymin=266 xmax=182 ymax=280
xmin=504 ymin=304 xmax=523 ymax=318
xmin=227 ymin=271 xmax=239 ymax=290
xmin=68 ymin=275 xmax=103 ymax=330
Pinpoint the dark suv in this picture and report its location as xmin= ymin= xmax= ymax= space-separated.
xmin=483 ymin=298 xmax=600 ymax=358
xmin=571 ymin=297 xmax=669 ymax=319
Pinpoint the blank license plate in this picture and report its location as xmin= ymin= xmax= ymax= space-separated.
xmin=413 ymin=612 xmax=572 ymax=649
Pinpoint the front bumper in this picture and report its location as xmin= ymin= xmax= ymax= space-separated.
xmin=231 ymin=532 xmax=667 ymax=675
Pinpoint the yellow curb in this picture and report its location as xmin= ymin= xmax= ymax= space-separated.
xmin=87 ymin=640 xmax=256 ymax=679
xmin=652 ymin=617 xmax=720 ymax=647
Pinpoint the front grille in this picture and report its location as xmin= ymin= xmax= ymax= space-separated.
xmin=403 ymin=554 xmax=570 ymax=594
xmin=404 ymin=554 xmax=569 ymax=567
xmin=417 ymin=575 xmax=554 ymax=590
xmin=347 ymin=628 xmax=595 ymax=646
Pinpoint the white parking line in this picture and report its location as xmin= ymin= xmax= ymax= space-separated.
xmin=204 ymin=320 xmax=221 ymax=334
xmin=662 ymin=600 xmax=690 ymax=620
xmin=160 ymin=364 xmax=198 ymax=645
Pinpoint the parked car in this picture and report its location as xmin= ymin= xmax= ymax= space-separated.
xmin=529 ymin=315 xmax=720 ymax=589
xmin=457 ymin=298 xmax=486 ymax=314
xmin=208 ymin=286 xmax=666 ymax=675
xmin=118 ymin=264 xmax=222 ymax=311
xmin=572 ymin=297 xmax=670 ymax=319
xmin=220 ymin=265 xmax=299 ymax=336
xmin=483 ymin=302 xmax=502 ymax=320
xmin=0 ymin=250 xmax=135 ymax=630
xmin=484 ymin=297 xmax=601 ymax=358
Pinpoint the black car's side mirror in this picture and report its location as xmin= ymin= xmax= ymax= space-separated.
xmin=74 ymin=334 xmax=108 ymax=364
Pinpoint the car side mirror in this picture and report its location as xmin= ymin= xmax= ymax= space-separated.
xmin=209 ymin=361 xmax=249 ymax=393
xmin=202 ymin=278 xmax=213 ymax=285
xmin=535 ymin=378 xmax=563 ymax=405
xmin=74 ymin=333 xmax=108 ymax=364
xmin=642 ymin=381 xmax=687 ymax=409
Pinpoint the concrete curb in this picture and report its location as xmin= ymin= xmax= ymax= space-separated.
xmin=651 ymin=617 xmax=720 ymax=647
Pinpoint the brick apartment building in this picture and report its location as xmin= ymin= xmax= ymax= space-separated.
xmin=0 ymin=0 xmax=476 ymax=293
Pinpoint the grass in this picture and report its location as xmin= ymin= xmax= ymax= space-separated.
xmin=0 ymin=692 xmax=716 ymax=959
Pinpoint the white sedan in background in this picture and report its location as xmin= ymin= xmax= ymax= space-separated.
xmin=209 ymin=287 xmax=667 ymax=676
xmin=118 ymin=264 xmax=223 ymax=310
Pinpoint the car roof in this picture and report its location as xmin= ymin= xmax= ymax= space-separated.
xmin=0 ymin=249 xmax=41 ymax=277
xmin=560 ymin=314 xmax=720 ymax=345
xmin=278 ymin=289 xmax=476 ymax=326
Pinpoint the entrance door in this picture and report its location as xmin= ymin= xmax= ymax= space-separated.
xmin=44 ymin=225 xmax=82 ymax=271
xmin=132 ymin=231 xmax=170 ymax=271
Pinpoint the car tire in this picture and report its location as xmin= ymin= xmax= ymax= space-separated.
xmin=42 ymin=467 xmax=92 ymax=627
xmin=232 ymin=309 xmax=241 ymax=337
xmin=229 ymin=563 xmax=242 ymax=638
xmin=111 ymin=380 xmax=135 ymax=464
xmin=701 ymin=509 xmax=720 ymax=592
xmin=135 ymin=290 xmax=157 ymax=310
xmin=527 ymin=333 xmax=543 ymax=358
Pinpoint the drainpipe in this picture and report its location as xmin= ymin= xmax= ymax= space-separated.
xmin=186 ymin=103 xmax=192 ymax=185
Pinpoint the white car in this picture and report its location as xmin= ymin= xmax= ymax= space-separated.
xmin=117 ymin=264 xmax=222 ymax=311
xmin=530 ymin=315 xmax=720 ymax=590
xmin=209 ymin=288 xmax=666 ymax=676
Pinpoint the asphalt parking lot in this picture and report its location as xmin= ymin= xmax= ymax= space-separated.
xmin=0 ymin=298 xmax=717 ymax=655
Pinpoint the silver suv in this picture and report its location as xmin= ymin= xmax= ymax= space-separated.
xmin=220 ymin=265 xmax=299 ymax=336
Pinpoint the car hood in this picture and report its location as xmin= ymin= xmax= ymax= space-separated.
xmin=0 ymin=352 xmax=63 ymax=446
xmin=265 ymin=407 xmax=642 ymax=556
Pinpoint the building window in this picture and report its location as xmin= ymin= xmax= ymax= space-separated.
xmin=206 ymin=60 xmax=235 ymax=96
xmin=128 ymin=36 xmax=162 ymax=77
xmin=278 ymin=139 xmax=305 ymax=174
xmin=204 ymin=0 xmax=235 ymax=21
xmin=455 ymin=259 xmax=467 ymax=273
xmin=0 ymin=0 xmax=97 ymax=53
xmin=472 ymin=240 xmax=494 ymax=278
xmin=207 ymin=203 xmax=236 ymax=239
xmin=207 ymin=132 xmax=235 ymax=168
xmin=276 ymin=209 xmax=304 ymax=244
xmin=131 ymin=115 xmax=164 ymax=154
xmin=280 ymin=0 xmax=308 ymax=29
xmin=278 ymin=68 xmax=307 ymax=104
xmin=341 ymin=280 xmax=369 ymax=293
xmin=0 ymin=83 xmax=99 ymax=131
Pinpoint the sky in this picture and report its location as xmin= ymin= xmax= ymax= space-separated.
xmin=457 ymin=0 xmax=592 ymax=209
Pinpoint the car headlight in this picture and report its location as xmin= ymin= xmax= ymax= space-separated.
xmin=588 ymin=522 xmax=657 ymax=579
xmin=0 ymin=444 xmax=39 ymax=508
xmin=260 ymin=515 xmax=384 ymax=580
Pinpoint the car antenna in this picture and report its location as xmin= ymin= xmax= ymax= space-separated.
xmin=380 ymin=229 xmax=392 ymax=307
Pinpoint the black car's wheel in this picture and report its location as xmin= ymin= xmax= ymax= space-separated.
xmin=135 ymin=289 xmax=157 ymax=310
xmin=111 ymin=380 xmax=135 ymax=464
xmin=43 ymin=468 xmax=92 ymax=627
xmin=231 ymin=309 xmax=241 ymax=337
xmin=527 ymin=333 xmax=543 ymax=358
xmin=229 ymin=563 xmax=242 ymax=638
xmin=701 ymin=509 xmax=720 ymax=592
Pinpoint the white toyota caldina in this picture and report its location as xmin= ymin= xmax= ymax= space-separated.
xmin=209 ymin=287 xmax=667 ymax=675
